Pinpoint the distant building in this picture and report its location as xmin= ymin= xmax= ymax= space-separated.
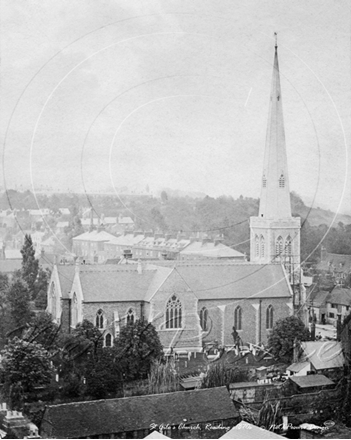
xmin=325 ymin=286 xmax=351 ymax=326
xmin=104 ymin=232 xmax=145 ymax=260
xmin=72 ymin=230 xmax=117 ymax=263
xmin=287 ymin=374 xmax=335 ymax=394
xmin=318 ymin=247 xmax=351 ymax=287
xmin=179 ymin=239 xmax=245 ymax=261
xmin=40 ymin=387 xmax=239 ymax=439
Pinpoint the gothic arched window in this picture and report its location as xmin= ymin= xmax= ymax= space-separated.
xmin=199 ymin=307 xmax=208 ymax=331
xmin=72 ymin=292 xmax=78 ymax=328
xmin=126 ymin=309 xmax=134 ymax=326
xmin=266 ymin=305 xmax=274 ymax=329
xmin=105 ymin=333 xmax=112 ymax=347
xmin=279 ymin=174 xmax=285 ymax=188
xmin=50 ymin=283 xmax=56 ymax=318
xmin=234 ymin=306 xmax=242 ymax=331
xmin=96 ymin=309 xmax=104 ymax=329
xmin=166 ymin=295 xmax=182 ymax=329
xmin=255 ymin=235 xmax=259 ymax=257
xmin=285 ymin=236 xmax=292 ymax=255
xmin=260 ymin=235 xmax=265 ymax=258
xmin=276 ymin=236 xmax=283 ymax=257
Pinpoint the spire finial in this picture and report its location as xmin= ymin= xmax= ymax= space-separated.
xmin=274 ymin=32 xmax=278 ymax=49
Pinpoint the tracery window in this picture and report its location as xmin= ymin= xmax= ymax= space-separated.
xmin=255 ymin=235 xmax=259 ymax=257
xmin=96 ymin=309 xmax=104 ymax=329
xmin=165 ymin=295 xmax=182 ymax=329
xmin=285 ymin=236 xmax=292 ymax=255
xmin=260 ymin=235 xmax=265 ymax=258
xmin=279 ymin=174 xmax=285 ymax=188
xmin=276 ymin=236 xmax=283 ymax=257
xmin=126 ymin=308 xmax=134 ymax=326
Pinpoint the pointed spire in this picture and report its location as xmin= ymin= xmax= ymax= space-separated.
xmin=258 ymin=34 xmax=292 ymax=219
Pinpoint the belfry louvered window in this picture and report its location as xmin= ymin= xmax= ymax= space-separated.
xmin=276 ymin=236 xmax=283 ymax=256
xmin=260 ymin=235 xmax=265 ymax=258
xmin=255 ymin=235 xmax=259 ymax=257
xmin=285 ymin=236 xmax=292 ymax=255
xmin=262 ymin=175 xmax=267 ymax=188
xmin=166 ymin=295 xmax=182 ymax=329
xmin=279 ymin=174 xmax=285 ymax=188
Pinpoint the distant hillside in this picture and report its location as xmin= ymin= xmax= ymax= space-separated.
xmin=290 ymin=192 xmax=351 ymax=226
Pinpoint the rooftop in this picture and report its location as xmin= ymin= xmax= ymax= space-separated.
xmin=41 ymin=387 xmax=237 ymax=439
xmin=301 ymin=341 xmax=345 ymax=370
xmin=288 ymin=374 xmax=334 ymax=389
xmin=220 ymin=421 xmax=285 ymax=439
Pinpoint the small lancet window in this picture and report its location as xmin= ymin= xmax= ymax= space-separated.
xmin=279 ymin=174 xmax=285 ymax=188
xmin=126 ymin=309 xmax=134 ymax=326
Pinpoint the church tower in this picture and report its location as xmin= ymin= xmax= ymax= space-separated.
xmin=250 ymin=35 xmax=301 ymax=275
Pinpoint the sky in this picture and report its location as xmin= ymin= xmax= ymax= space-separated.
xmin=1 ymin=0 xmax=350 ymax=214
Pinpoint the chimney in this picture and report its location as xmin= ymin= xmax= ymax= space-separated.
xmin=137 ymin=259 xmax=142 ymax=275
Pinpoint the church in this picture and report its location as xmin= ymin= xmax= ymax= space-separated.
xmin=47 ymin=37 xmax=303 ymax=352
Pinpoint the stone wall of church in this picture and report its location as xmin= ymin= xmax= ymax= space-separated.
xmin=198 ymin=297 xmax=291 ymax=347
xmin=150 ymin=271 xmax=202 ymax=350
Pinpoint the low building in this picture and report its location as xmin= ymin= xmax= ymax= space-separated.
xmin=325 ymin=286 xmax=351 ymax=326
xmin=40 ymin=387 xmax=239 ymax=439
xmin=318 ymin=247 xmax=351 ymax=287
xmin=229 ymin=381 xmax=279 ymax=404
xmin=286 ymin=361 xmax=311 ymax=376
xmin=287 ymin=374 xmax=334 ymax=394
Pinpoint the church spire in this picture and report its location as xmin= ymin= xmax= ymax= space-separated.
xmin=259 ymin=33 xmax=291 ymax=219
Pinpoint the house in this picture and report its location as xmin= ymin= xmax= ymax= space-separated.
xmin=229 ymin=381 xmax=279 ymax=404
xmin=104 ymin=232 xmax=145 ymax=260
xmin=179 ymin=239 xmax=246 ymax=261
xmin=286 ymin=361 xmax=311 ymax=376
xmin=318 ymin=247 xmax=351 ymax=286
xmin=298 ymin=341 xmax=345 ymax=380
xmin=28 ymin=209 xmax=50 ymax=228
xmin=56 ymin=221 xmax=69 ymax=233
xmin=58 ymin=208 xmax=70 ymax=216
xmin=325 ymin=286 xmax=351 ymax=326
xmin=118 ymin=214 xmax=134 ymax=231
xmin=47 ymin=261 xmax=293 ymax=351
xmin=307 ymin=286 xmax=330 ymax=324
xmin=72 ymin=230 xmax=117 ymax=263
xmin=220 ymin=421 xmax=285 ymax=439
xmin=40 ymin=387 xmax=239 ymax=439
xmin=287 ymin=374 xmax=334 ymax=394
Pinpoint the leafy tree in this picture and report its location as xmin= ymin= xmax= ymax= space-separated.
xmin=114 ymin=319 xmax=163 ymax=381
xmin=267 ymin=316 xmax=310 ymax=362
xmin=0 ymin=337 xmax=53 ymax=409
xmin=24 ymin=312 xmax=61 ymax=351
xmin=0 ymin=274 xmax=10 ymax=347
xmin=21 ymin=234 xmax=39 ymax=295
xmin=33 ymin=267 xmax=51 ymax=305
xmin=6 ymin=274 xmax=33 ymax=332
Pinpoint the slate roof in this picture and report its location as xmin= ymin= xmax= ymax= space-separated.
xmin=105 ymin=234 xmax=144 ymax=247
xmin=289 ymin=374 xmax=334 ymax=389
xmin=308 ymin=288 xmax=330 ymax=308
xmin=41 ymin=387 xmax=237 ymax=439
xmin=55 ymin=265 xmax=76 ymax=298
xmin=220 ymin=421 xmax=285 ymax=439
xmin=287 ymin=361 xmax=310 ymax=372
xmin=145 ymin=432 xmax=170 ymax=439
xmin=0 ymin=259 xmax=22 ymax=273
xmin=180 ymin=241 xmax=245 ymax=259
xmin=326 ymin=287 xmax=351 ymax=307
xmin=173 ymin=263 xmax=291 ymax=300
xmin=73 ymin=231 xmax=117 ymax=242
xmin=79 ymin=266 xmax=158 ymax=302
xmin=301 ymin=341 xmax=345 ymax=370
xmin=318 ymin=252 xmax=351 ymax=272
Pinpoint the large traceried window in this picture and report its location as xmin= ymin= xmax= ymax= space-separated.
xmin=72 ymin=292 xmax=78 ymax=328
xmin=50 ymin=283 xmax=56 ymax=318
xmin=126 ymin=309 xmax=134 ymax=326
xmin=266 ymin=305 xmax=274 ymax=329
xmin=285 ymin=236 xmax=292 ymax=256
xmin=199 ymin=307 xmax=208 ymax=331
xmin=260 ymin=235 xmax=265 ymax=258
xmin=96 ymin=309 xmax=104 ymax=329
xmin=234 ymin=306 xmax=242 ymax=331
xmin=166 ymin=295 xmax=182 ymax=329
xmin=276 ymin=236 xmax=283 ymax=257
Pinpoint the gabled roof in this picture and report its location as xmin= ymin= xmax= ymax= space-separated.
xmin=326 ymin=287 xmax=351 ymax=307
xmin=145 ymin=432 xmax=170 ymax=439
xmin=180 ymin=241 xmax=244 ymax=259
xmin=220 ymin=421 xmax=285 ymax=439
xmin=173 ymin=263 xmax=291 ymax=300
xmin=144 ymin=266 xmax=173 ymax=301
xmin=41 ymin=387 xmax=237 ymax=439
xmin=301 ymin=341 xmax=344 ymax=370
xmin=78 ymin=266 xmax=157 ymax=302
xmin=289 ymin=374 xmax=334 ymax=388
xmin=55 ymin=265 xmax=76 ymax=298
xmin=73 ymin=230 xmax=116 ymax=242
xmin=287 ymin=361 xmax=310 ymax=372
xmin=309 ymin=288 xmax=330 ymax=308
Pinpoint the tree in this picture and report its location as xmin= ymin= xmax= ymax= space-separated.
xmin=0 ymin=337 xmax=53 ymax=409
xmin=0 ymin=274 xmax=10 ymax=347
xmin=33 ymin=267 xmax=51 ymax=305
xmin=267 ymin=316 xmax=310 ymax=361
xmin=6 ymin=275 xmax=33 ymax=332
xmin=24 ymin=312 xmax=61 ymax=351
xmin=114 ymin=319 xmax=163 ymax=381
xmin=21 ymin=234 xmax=39 ymax=295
